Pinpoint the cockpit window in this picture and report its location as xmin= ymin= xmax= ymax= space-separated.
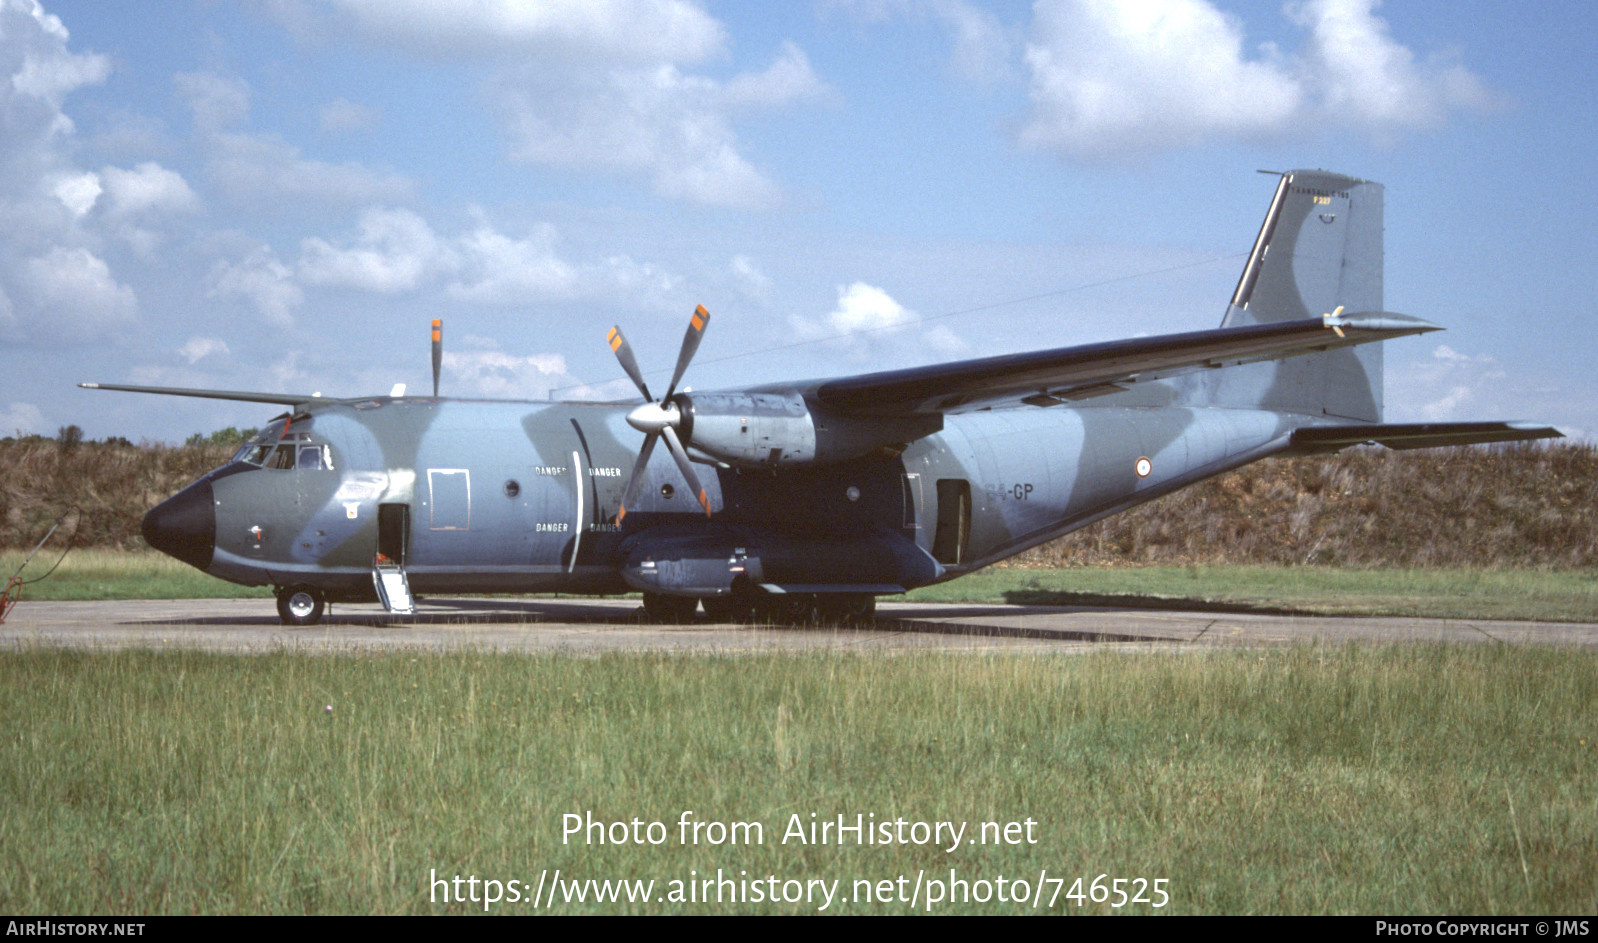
xmin=265 ymin=443 xmax=298 ymax=470
xmin=297 ymin=444 xmax=331 ymax=470
xmin=233 ymin=425 xmax=335 ymax=471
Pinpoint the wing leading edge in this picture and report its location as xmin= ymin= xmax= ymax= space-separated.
xmin=77 ymin=383 xmax=321 ymax=406
xmin=799 ymin=311 xmax=1437 ymax=416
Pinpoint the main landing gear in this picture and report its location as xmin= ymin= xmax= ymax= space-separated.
xmin=275 ymin=585 xmax=326 ymax=626
xmin=642 ymin=591 xmax=876 ymax=626
xmin=641 ymin=592 xmax=700 ymax=624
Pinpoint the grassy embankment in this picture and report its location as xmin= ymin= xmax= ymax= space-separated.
xmin=2 ymin=646 xmax=1593 ymax=914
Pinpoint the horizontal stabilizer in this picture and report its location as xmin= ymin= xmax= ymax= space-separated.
xmin=1288 ymin=421 xmax=1563 ymax=454
xmin=79 ymin=383 xmax=321 ymax=406
xmin=807 ymin=311 xmax=1437 ymax=416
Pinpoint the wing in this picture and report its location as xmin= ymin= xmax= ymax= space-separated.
xmin=78 ymin=383 xmax=323 ymax=406
xmin=791 ymin=311 xmax=1438 ymax=416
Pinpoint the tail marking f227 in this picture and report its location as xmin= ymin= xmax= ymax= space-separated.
xmin=82 ymin=171 xmax=1560 ymax=625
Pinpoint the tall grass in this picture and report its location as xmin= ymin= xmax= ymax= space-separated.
xmin=3 ymin=647 xmax=1594 ymax=914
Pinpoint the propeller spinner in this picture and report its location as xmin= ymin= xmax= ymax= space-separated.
xmin=610 ymin=305 xmax=714 ymax=524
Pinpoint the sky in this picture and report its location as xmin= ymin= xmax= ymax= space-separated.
xmin=2 ymin=0 xmax=1594 ymax=443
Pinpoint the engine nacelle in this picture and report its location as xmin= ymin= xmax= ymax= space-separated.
xmin=678 ymin=390 xmax=940 ymax=469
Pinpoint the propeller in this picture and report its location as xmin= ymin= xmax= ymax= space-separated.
xmin=1323 ymin=305 xmax=1345 ymax=338
xmin=431 ymin=318 xmax=442 ymax=397
xmin=609 ymin=305 xmax=713 ymax=524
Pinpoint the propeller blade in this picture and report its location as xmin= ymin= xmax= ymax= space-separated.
xmin=607 ymin=326 xmax=652 ymax=402
xmin=661 ymin=424 xmax=712 ymax=517
xmin=615 ymin=431 xmax=658 ymax=525
xmin=609 ymin=306 xmax=715 ymax=524
xmin=431 ymin=318 xmax=442 ymax=398
xmin=663 ymin=304 xmax=710 ymax=400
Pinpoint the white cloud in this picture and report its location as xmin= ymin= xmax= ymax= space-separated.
xmin=834 ymin=0 xmax=1014 ymax=82
xmin=0 ymin=0 xmax=105 ymax=195
xmin=175 ymin=71 xmax=411 ymax=207
xmin=294 ymin=208 xmax=678 ymax=306
xmin=92 ymin=162 xmax=202 ymax=254
xmin=2 ymin=0 xmax=110 ymax=112
xmin=319 ymin=0 xmax=727 ymax=64
xmin=0 ymin=1 xmax=134 ymax=347
xmin=789 ymin=282 xmax=970 ymax=364
xmin=722 ymin=41 xmax=826 ymax=108
xmin=446 ymin=221 xmax=577 ymax=304
xmin=728 ymin=254 xmax=770 ymax=302
xmin=1290 ymin=0 xmax=1496 ymax=131
xmin=933 ymin=0 xmax=1014 ymax=82
xmin=207 ymin=130 xmax=412 ymax=208
xmin=319 ymin=97 xmax=378 ymax=132
xmin=17 ymin=246 xmax=137 ymax=340
xmin=267 ymin=351 xmax=309 ymax=390
xmin=298 ymin=207 xmax=456 ymax=293
xmin=274 ymin=2 xmax=818 ymax=209
xmin=1020 ymin=0 xmax=1496 ymax=160
xmin=450 ymin=237 xmax=678 ymax=307
xmin=174 ymin=71 xmax=250 ymax=132
xmin=496 ymin=43 xmax=824 ymax=209
xmin=51 ymin=171 xmax=101 ymax=217
xmin=210 ymin=246 xmax=303 ymax=326
xmin=1389 ymin=343 xmax=1510 ymax=422
xmin=441 ymin=349 xmax=574 ymax=399
xmin=99 ymin=162 xmax=200 ymax=218
xmin=826 ymin=281 xmax=914 ymax=334
xmin=1021 ymin=0 xmax=1301 ymax=158
xmin=178 ymin=336 xmax=231 ymax=364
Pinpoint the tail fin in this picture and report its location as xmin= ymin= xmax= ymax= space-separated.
xmin=1211 ymin=170 xmax=1385 ymax=422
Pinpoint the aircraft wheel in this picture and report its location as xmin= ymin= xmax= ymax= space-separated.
xmin=276 ymin=586 xmax=326 ymax=626
xmin=753 ymin=593 xmax=816 ymax=626
xmin=700 ymin=595 xmax=753 ymax=623
xmin=815 ymin=594 xmax=876 ymax=625
xmin=642 ymin=592 xmax=699 ymax=623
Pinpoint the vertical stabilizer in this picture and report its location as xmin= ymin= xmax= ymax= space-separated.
xmin=1208 ymin=170 xmax=1385 ymax=422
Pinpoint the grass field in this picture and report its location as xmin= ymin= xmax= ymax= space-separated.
xmin=1 ymin=549 xmax=272 ymax=601
xmin=1 ymin=646 xmax=1594 ymax=914
xmin=905 ymin=565 xmax=1598 ymax=623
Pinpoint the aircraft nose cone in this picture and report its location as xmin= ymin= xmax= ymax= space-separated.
xmin=142 ymin=479 xmax=216 ymax=571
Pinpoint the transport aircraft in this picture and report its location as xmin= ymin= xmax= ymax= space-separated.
xmin=83 ymin=170 xmax=1560 ymax=625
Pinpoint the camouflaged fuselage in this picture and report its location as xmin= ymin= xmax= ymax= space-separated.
xmin=153 ymin=390 xmax=1306 ymax=602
